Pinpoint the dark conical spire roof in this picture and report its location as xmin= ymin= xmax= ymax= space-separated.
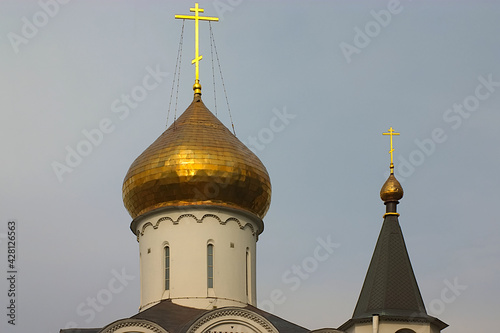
xmin=338 ymin=211 xmax=447 ymax=331
xmin=339 ymin=130 xmax=447 ymax=332
xmin=352 ymin=213 xmax=427 ymax=319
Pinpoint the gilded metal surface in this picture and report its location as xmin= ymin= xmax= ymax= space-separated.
xmin=382 ymin=127 xmax=400 ymax=174
xmin=383 ymin=212 xmax=400 ymax=217
xmin=175 ymin=3 xmax=219 ymax=84
xmin=122 ymin=95 xmax=272 ymax=219
xmin=381 ymin=126 xmax=403 ymax=202
xmin=380 ymin=173 xmax=404 ymax=202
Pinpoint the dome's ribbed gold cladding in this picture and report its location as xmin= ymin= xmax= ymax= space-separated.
xmin=122 ymin=94 xmax=271 ymax=219
xmin=380 ymin=173 xmax=404 ymax=202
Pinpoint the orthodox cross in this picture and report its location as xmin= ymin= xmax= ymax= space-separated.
xmin=383 ymin=127 xmax=400 ymax=173
xmin=175 ymin=3 xmax=219 ymax=94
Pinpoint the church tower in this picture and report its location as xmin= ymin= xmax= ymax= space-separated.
xmin=64 ymin=5 xmax=307 ymax=332
xmin=59 ymin=5 xmax=451 ymax=333
xmin=338 ymin=128 xmax=448 ymax=333
xmin=121 ymin=4 xmax=271 ymax=312
xmin=122 ymin=92 xmax=271 ymax=311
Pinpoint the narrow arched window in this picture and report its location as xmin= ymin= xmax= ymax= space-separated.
xmin=246 ymin=249 xmax=250 ymax=298
xmin=165 ymin=246 xmax=170 ymax=290
xmin=207 ymin=244 xmax=214 ymax=288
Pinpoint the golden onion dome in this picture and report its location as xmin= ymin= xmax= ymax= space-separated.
xmin=380 ymin=173 xmax=404 ymax=202
xmin=122 ymin=94 xmax=272 ymax=219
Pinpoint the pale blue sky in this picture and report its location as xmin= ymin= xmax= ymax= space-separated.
xmin=0 ymin=1 xmax=499 ymax=332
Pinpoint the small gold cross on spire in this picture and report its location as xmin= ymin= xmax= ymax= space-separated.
xmin=175 ymin=3 xmax=219 ymax=95
xmin=383 ymin=127 xmax=400 ymax=174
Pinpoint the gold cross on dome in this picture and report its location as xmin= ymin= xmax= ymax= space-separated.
xmin=175 ymin=3 xmax=219 ymax=94
xmin=383 ymin=127 xmax=400 ymax=173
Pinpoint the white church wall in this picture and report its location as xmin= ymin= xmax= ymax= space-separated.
xmin=134 ymin=206 xmax=260 ymax=310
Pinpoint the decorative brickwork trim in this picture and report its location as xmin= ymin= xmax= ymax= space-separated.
xmin=99 ymin=318 xmax=168 ymax=333
xmin=137 ymin=213 xmax=256 ymax=238
xmin=187 ymin=307 xmax=278 ymax=333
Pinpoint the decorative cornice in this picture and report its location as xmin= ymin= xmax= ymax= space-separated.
xmin=187 ymin=307 xmax=278 ymax=333
xmin=136 ymin=213 xmax=257 ymax=240
xmin=130 ymin=205 xmax=264 ymax=237
xmin=99 ymin=318 xmax=168 ymax=333
xmin=338 ymin=314 xmax=448 ymax=331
